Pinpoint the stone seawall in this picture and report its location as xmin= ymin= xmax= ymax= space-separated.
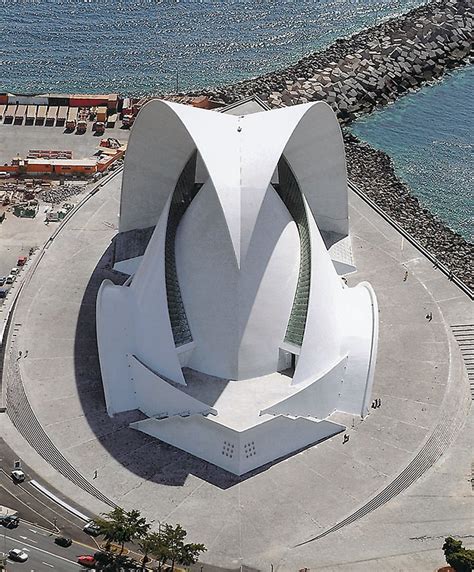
xmin=192 ymin=0 xmax=472 ymax=122
xmin=344 ymin=132 xmax=473 ymax=290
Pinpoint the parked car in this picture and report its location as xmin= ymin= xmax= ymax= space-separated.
xmin=0 ymin=276 xmax=6 ymax=286
xmin=0 ymin=288 xmax=7 ymax=299
xmin=55 ymin=536 xmax=72 ymax=547
xmin=17 ymin=256 xmax=27 ymax=266
xmin=8 ymin=548 xmax=28 ymax=562
xmin=10 ymin=267 xmax=19 ymax=275
xmin=5 ymin=275 xmax=15 ymax=284
xmin=1 ymin=515 xmax=20 ymax=528
xmin=77 ymin=554 xmax=96 ymax=568
xmin=83 ymin=520 xmax=101 ymax=537
xmin=11 ymin=469 xmax=25 ymax=483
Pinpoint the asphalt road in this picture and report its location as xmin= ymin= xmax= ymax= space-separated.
xmin=1 ymin=520 xmax=91 ymax=570
xmin=0 ymin=436 xmax=98 ymax=541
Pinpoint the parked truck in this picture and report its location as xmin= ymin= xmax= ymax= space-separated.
xmin=122 ymin=114 xmax=135 ymax=129
xmin=76 ymin=120 xmax=87 ymax=134
xmin=93 ymin=121 xmax=105 ymax=135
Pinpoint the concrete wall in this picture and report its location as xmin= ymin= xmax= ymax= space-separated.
xmin=131 ymin=413 xmax=344 ymax=475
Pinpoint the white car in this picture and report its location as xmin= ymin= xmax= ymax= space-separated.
xmin=10 ymin=267 xmax=19 ymax=275
xmin=83 ymin=520 xmax=101 ymax=536
xmin=5 ymin=275 xmax=15 ymax=285
xmin=11 ymin=469 xmax=25 ymax=483
xmin=8 ymin=548 xmax=28 ymax=562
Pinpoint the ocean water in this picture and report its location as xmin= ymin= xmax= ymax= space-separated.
xmin=0 ymin=0 xmax=425 ymax=95
xmin=352 ymin=66 xmax=473 ymax=242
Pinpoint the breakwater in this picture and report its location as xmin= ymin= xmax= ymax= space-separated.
xmin=192 ymin=0 xmax=472 ymax=123
xmin=344 ymin=132 xmax=473 ymax=290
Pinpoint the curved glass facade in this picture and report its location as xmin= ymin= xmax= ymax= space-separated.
xmin=165 ymin=151 xmax=201 ymax=347
xmin=273 ymin=157 xmax=311 ymax=347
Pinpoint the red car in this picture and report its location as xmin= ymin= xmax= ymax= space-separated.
xmin=77 ymin=555 xmax=96 ymax=568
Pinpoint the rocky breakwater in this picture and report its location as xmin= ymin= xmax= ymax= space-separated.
xmin=266 ymin=0 xmax=473 ymax=120
xmin=196 ymin=0 xmax=472 ymax=122
xmin=344 ymin=132 xmax=473 ymax=290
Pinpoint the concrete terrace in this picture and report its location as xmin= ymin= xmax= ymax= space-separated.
xmin=3 ymin=171 xmax=473 ymax=570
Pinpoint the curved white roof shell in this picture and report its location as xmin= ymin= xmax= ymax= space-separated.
xmin=97 ymin=99 xmax=378 ymax=475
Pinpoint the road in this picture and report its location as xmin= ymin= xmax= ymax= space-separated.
xmin=0 ymin=437 xmax=102 ymax=570
xmin=1 ymin=520 xmax=92 ymax=570
xmin=0 ymin=438 xmax=99 ymax=541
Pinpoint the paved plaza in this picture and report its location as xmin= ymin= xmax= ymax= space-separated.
xmin=3 ymin=172 xmax=472 ymax=570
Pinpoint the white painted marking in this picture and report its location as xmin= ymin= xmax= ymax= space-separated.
xmin=29 ymin=480 xmax=90 ymax=522
xmin=42 ymin=562 xmax=54 ymax=568
xmin=28 ymin=528 xmax=46 ymax=536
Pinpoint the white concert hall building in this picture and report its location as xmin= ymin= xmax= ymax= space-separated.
xmin=96 ymin=98 xmax=378 ymax=475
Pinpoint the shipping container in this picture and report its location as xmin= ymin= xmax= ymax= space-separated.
xmin=70 ymin=94 xmax=109 ymax=107
xmin=46 ymin=106 xmax=58 ymax=125
xmin=8 ymin=94 xmax=48 ymax=105
xmin=4 ymin=105 xmax=16 ymax=122
xmin=0 ymin=94 xmax=8 ymax=105
xmin=48 ymin=94 xmax=70 ymax=107
xmin=67 ymin=107 xmax=78 ymax=121
xmin=26 ymin=105 xmax=36 ymax=121
xmin=57 ymin=106 xmax=68 ymax=126
xmin=107 ymin=93 xmax=118 ymax=111
xmin=121 ymin=97 xmax=132 ymax=117
xmin=36 ymin=105 xmax=47 ymax=124
xmin=15 ymin=104 xmax=26 ymax=115
xmin=96 ymin=106 xmax=107 ymax=122
xmin=106 ymin=113 xmax=117 ymax=127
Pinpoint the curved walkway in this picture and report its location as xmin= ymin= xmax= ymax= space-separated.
xmin=6 ymin=354 xmax=115 ymax=508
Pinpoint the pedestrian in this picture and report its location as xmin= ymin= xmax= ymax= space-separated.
xmin=377 ymin=398 xmax=382 ymax=408
xmin=24 ymin=350 xmax=28 ymax=358
xmin=425 ymin=312 xmax=432 ymax=322
xmin=403 ymin=270 xmax=408 ymax=282
xmin=93 ymin=469 xmax=98 ymax=479
xmin=343 ymin=434 xmax=349 ymax=444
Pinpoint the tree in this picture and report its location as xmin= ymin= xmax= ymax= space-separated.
xmin=160 ymin=523 xmax=206 ymax=571
xmin=138 ymin=531 xmax=169 ymax=571
xmin=443 ymin=537 xmax=474 ymax=572
xmin=96 ymin=506 xmax=151 ymax=556
xmin=94 ymin=551 xmax=136 ymax=570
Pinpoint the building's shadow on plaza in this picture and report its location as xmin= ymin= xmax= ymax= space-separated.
xmin=74 ymin=242 xmax=304 ymax=490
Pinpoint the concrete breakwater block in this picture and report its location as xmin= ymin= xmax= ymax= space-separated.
xmin=188 ymin=0 xmax=472 ymax=123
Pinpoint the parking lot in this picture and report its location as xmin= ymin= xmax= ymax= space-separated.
xmin=0 ymin=120 xmax=129 ymax=304
xmin=0 ymin=122 xmax=130 ymax=165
